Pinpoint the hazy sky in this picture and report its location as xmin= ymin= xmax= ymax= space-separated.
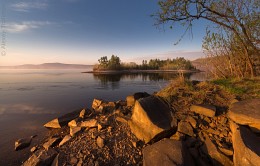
xmin=0 ymin=0 xmax=207 ymax=65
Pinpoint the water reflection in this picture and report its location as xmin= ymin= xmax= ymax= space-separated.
xmin=93 ymin=72 xmax=193 ymax=89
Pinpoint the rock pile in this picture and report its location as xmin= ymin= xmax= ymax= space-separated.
xmin=20 ymin=92 xmax=260 ymax=166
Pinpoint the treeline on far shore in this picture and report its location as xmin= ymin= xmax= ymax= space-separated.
xmin=93 ymin=55 xmax=196 ymax=71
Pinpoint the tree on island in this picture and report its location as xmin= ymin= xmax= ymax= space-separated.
xmin=154 ymin=0 xmax=259 ymax=78
xmin=94 ymin=55 xmax=121 ymax=71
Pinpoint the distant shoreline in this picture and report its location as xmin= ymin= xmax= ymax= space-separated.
xmin=82 ymin=69 xmax=200 ymax=74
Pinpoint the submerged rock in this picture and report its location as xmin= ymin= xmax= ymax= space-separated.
xmin=190 ymin=104 xmax=216 ymax=117
xmin=15 ymin=137 xmax=32 ymax=151
xmin=230 ymin=121 xmax=260 ymax=166
xmin=128 ymin=95 xmax=176 ymax=143
xmin=22 ymin=149 xmax=58 ymax=166
xmin=143 ymin=139 xmax=195 ymax=166
xmin=228 ymin=99 xmax=260 ymax=130
xmin=44 ymin=110 xmax=81 ymax=129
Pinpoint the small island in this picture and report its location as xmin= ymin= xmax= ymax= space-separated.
xmin=84 ymin=55 xmax=199 ymax=74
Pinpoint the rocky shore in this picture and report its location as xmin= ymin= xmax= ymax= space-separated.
xmin=15 ymin=82 xmax=260 ymax=166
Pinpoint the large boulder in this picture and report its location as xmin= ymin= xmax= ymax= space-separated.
xmin=44 ymin=110 xmax=81 ymax=129
xmin=230 ymin=121 xmax=260 ymax=166
xmin=143 ymin=139 xmax=195 ymax=166
xmin=228 ymin=99 xmax=260 ymax=130
xmin=128 ymin=96 xmax=176 ymax=143
xmin=22 ymin=149 xmax=58 ymax=166
xmin=126 ymin=92 xmax=150 ymax=107
xmin=190 ymin=104 xmax=216 ymax=117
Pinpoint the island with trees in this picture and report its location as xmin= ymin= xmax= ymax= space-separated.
xmin=90 ymin=54 xmax=198 ymax=73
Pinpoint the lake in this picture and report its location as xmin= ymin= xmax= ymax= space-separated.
xmin=0 ymin=69 xmax=205 ymax=165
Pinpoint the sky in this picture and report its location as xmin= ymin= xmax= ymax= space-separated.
xmin=0 ymin=0 xmax=207 ymax=66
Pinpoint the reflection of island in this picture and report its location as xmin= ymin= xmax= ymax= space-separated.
xmin=93 ymin=73 xmax=193 ymax=89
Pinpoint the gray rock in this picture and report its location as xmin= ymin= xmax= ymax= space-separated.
xmin=203 ymin=133 xmax=233 ymax=166
xmin=15 ymin=137 xmax=32 ymax=151
xmin=44 ymin=109 xmax=81 ymax=128
xmin=59 ymin=135 xmax=71 ymax=147
xmin=43 ymin=137 xmax=61 ymax=150
xmin=143 ymin=139 xmax=195 ymax=166
xmin=230 ymin=121 xmax=260 ymax=166
xmin=190 ymin=104 xmax=216 ymax=117
xmin=22 ymin=149 xmax=58 ymax=166
xmin=128 ymin=96 xmax=176 ymax=143
xmin=228 ymin=99 xmax=260 ymax=130
xmin=178 ymin=120 xmax=194 ymax=137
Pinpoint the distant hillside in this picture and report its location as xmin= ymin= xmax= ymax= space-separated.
xmin=0 ymin=63 xmax=93 ymax=69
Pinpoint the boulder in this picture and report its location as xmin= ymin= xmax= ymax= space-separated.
xmin=44 ymin=110 xmax=81 ymax=129
xmin=70 ymin=126 xmax=81 ymax=137
xmin=126 ymin=92 xmax=150 ymax=107
xmin=203 ymin=133 xmax=233 ymax=166
xmin=15 ymin=137 xmax=32 ymax=151
xmin=92 ymin=98 xmax=103 ymax=110
xmin=190 ymin=104 xmax=216 ymax=117
xmin=228 ymin=99 xmax=260 ymax=130
xmin=128 ymin=96 xmax=176 ymax=143
xmin=43 ymin=137 xmax=61 ymax=150
xmin=59 ymin=135 xmax=72 ymax=147
xmin=178 ymin=120 xmax=194 ymax=137
xmin=230 ymin=121 xmax=260 ymax=166
xmin=80 ymin=119 xmax=98 ymax=128
xmin=143 ymin=139 xmax=195 ymax=166
xmin=22 ymin=149 xmax=58 ymax=166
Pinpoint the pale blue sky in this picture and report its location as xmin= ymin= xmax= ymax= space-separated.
xmin=0 ymin=0 xmax=207 ymax=65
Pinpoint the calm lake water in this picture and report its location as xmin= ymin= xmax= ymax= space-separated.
xmin=0 ymin=69 xmax=205 ymax=165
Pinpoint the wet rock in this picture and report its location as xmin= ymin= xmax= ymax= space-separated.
xmin=43 ymin=137 xmax=61 ymax=150
xmin=44 ymin=109 xmax=81 ymax=129
xmin=59 ymin=135 xmax=71 ymax=147
xmin=80 ymin=119 xmax=98 ymax=128
xmin=143 ymin=139 xmax=195 ymax=166
xmin=228 ymin=99 xmax=260 ymax=130
xmin=15 ymin=137 xmax=32 ymax=151
xmin=203 ymin=133 xmax=233 ymax=166
xmin=190 ymin=104 xmax=216 ymax=117
xmin=128 ymin=96 xmax=176 ymax=143
xmin=96 ymin=136 xmax=104 ymax=148
xmin=22 ymin=149 xmax=58 ymax=166
xmin=230 ymin=121 xmax=260 ymax=166
xmin=70 ymin=126 xmax=81 ymax=137
xmin=178 ymin=120 xmax=194 ymax=137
